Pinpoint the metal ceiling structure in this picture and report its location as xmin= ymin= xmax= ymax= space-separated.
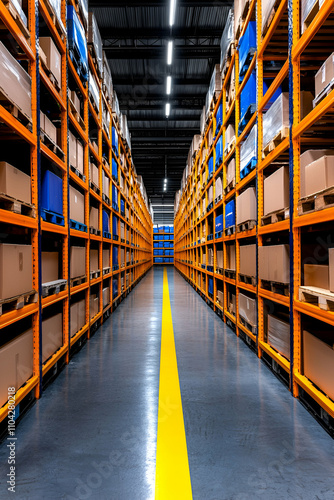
xmin=91 ymin=0 xmax=231 ymax=206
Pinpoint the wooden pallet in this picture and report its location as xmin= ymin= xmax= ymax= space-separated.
xmin=261 ymin=0 xmax=283 ymax=36
xmin=70 ymin=275 xmax=86 ymax=288
xmin=40 ymin=131 xmax=64 ymax=160
xmin=40 ymin=57 xmax=61 ymax=92
xmin=225 ymin=269 xmax=236 ymax=280
xmin=237 ymin=219 xmax=256 ymax=233
xmin=225 ymin=225 xmax=236 ymax=236
xmin=239 ymin=274 xmax=257 ymax=287
xmin=262 ymin=127 xmax=289 ymax=157
xmin=0 ymin=192 xmax=36 ymax=218
xmin=70 ymin=164 xmax=86 ymax=183
xmin=261 ymin=207 xmax=289 ymax=226
xmin=90 ymin=270 xmax=101 ymax=280
xmin=235 ymin=0 xmax=251 ymax=41
xmin=298 ymin=186 xmax=334 ymax=216
xmin=224 ymin=178 xmax=236 ymax=195
xmin=43 ymin=0 xmax=66 ymax=39
xmin=216 ymin=267 xmax=224 ymax=275
xmin=0 ymin=87 xmax=32 ymax=129
xmin=90 ymin=227 xmax=101 ymax=236
xmin=224 ymin=136 xmax=236 ymax=156
xmin=42 ymin=279 xmax=67 ymax=298
xmin=261 ymin=279 xmax=289 ymax=296
xmin=1 ymin=0 xmax=30 ymax=42
xmin=301 ymin=0 xmax=322 ymax=33
xmin=89 ymin=181 xmax=100 ymax=195
xmin=239 ymin=314 xmax=257 ymax=334
xmin=0 ymin=290 xmax=37 ymax=316
xmin=299 ymin=286 xmax=334 ymax=311
xmin=313 ymin=79 xmax=334 ymax=108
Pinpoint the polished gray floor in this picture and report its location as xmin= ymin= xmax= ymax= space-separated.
xmin=0 ymin=267 xmax=333 ymax=500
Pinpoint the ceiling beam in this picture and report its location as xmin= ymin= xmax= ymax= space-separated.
xmin=91 ymin=0 xmax=231 ymax=7
xmin=112 ymin=76 xmax=210 ymax=86
xmin=103 ymin=45 xmax=220 ymax=60
xmin=100 ymin=27 xmax=222 ymax=40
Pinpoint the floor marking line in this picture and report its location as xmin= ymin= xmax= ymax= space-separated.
xmin=155 ymin=267 xmax=192 ymax=499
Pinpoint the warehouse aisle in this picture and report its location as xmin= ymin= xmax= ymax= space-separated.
xmin=0 ymin=267 xmax=334 ymax=500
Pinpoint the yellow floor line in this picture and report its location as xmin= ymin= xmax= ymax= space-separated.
xmin=155 ymin=268 xmax=193 ymax=499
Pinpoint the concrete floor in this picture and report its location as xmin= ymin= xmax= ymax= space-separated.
xmin=0 ymin=267 xmax=333 ymax=500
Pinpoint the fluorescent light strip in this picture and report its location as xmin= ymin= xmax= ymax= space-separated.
xmin=169 ymin=0 xmax=176 ymax=26
xmin=167 ymin=41 xmax=173 ymax=65
xmin=166 ymin=76 xmax=172 ymax=95
xmin=165 ymin=103 xmax=170 ymax=117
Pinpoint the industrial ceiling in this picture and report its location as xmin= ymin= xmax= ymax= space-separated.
xmin=91 ymin=0 xmax=231 ymax=208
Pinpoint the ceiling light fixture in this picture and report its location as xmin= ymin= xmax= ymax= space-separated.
xmin=165 ymin=103 xmax=170 ymax=117
xmin=169 ymin=0 xmax=176 ymax=26
xmin=167 ymin=41 xmax=173 ymax=65
xmin=166 ymin=76 xmax=172 ymax=95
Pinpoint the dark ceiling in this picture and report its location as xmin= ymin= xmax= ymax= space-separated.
xmin=91 ymin=0 xmax=231 ymax=204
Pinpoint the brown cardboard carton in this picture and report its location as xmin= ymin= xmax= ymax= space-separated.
xmin=217 ymin=290 xmax=224 ymax=305
xmin=226 ymin=158 xmax=235 ymax=186
xmin=202 ymin=251 xmax=206 ymax=266
xmin=42 ymin=312 xmax=62 ymax=363
xmin=70 ymin=246 xmax=85 ymax=279
xmin=71 ymin=90 xmax=80 ymax=114
xmin=215 ymin=176 xmax=223 ymax=199
xmin=207 ymin=248 xmax=214 ymax=266
xmin=77 ymin=299 xmax=86 ymax=331
xmin=44 ymin=114 xmax=57 ymax=144
xmin=40 ymin=111 xmax=45 ymax=131
xmin=121 ymin=248 xmax=125 ymax=267
xmin=90 ymin=206 xmax=99 ymax=230
xmin=226 ymin=244 xmax=236 ymax=270
xmin=217 ymin=250 xmax=224 ymax=269
xmin=103 ymin=287 xmax=110 ymax=307
xmin=238 ymin=293 xmax=256 ymax=326
xmin=304 ymin=264 xmax=329 ymax=289
xmin=263 ymin=166 xmax=289 ymax=216
xmin=90 ymin=249 xmax=99 ymax=273
xmin=300 ymin=149 xmax=334 ymax=198
xmin=314 ymin=52 xmax=334 ymax=98
xmin=224 ymin=124 xmax=235 ymax=152
xmin=0 ymin=328 xmax=33 ymax=407
xmin=304 ymin=155 xmax=334 ymax=197
xmin=303 ymin=330 xmax=334 ymax=401
xmin=69 ymin=185 xmax=85 ymax=224
xmin=236 ymin=187 xmax=256 ymax=225
xmin=90 ymin=162 xmax=99 ymax=188
xmin=208 ymin=185 xmax=213 ymax=204
xmin=0 ymin=162 xmax=31 ymax=204
xmin=103 ymin=248 xmax=110 ymax=269
xmin=271 ymin=244 xmax=290 ymax=283
xmin=103 ymin=171 xmax=110 ymax=198
xmin=259 ymin=246 xmax=269 ymax=281
xmin=300 ymin=91 xmax=314 ymax=119
xmin=39 ymin=37 xmax=61 ymax=86
xmin=69 ymin=131 xmax=77 ymax=168
xmin=329 ymin=248 xmax=334 ymax=292
xmin=239 ymin=244 xmax=256 ymax=277
xmin=76 ymin=140 xmax=84 ymax=175
xmin=230 ymin=293 xmax=236 ymax=315
xmin=120 ymin=222 xmax=125 ymax=239
xmin=267 ymin=314 xmax=290 ymax=360
xmin=42 ymin=251 xmax=59 ymax=283
xmin=0 ymin=244 xmax=32 ymax=300
xmin=70 ymin=302 xmax=79 ymax=337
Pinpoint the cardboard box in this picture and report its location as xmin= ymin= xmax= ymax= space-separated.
xmin=70 ymin=246 xmax=85 ymax=279
xmin=238 ymin=293 xmax=256 ymax=326
xmin=0 ymin=244 xmax=32 ymax=300
xmin=69 ymin=131 xmax=77 ymax=168
xmin=226 ymin=244 xmax=236 ymax=270
xmin=121 ymin=248 xmax=125 ymax=267
xmin=42 ymin=251 xmax=59 ymax=283
xmin=259 ymin=244 xmax=290 ymax=283
xmin=304 ymin=264 xmax=329 ymax=289
xmin=42 ymin=312 xmax=62 ymax=363
xmin=103 ymin=248 xmax=110 ymax=269
xmin=236 ymin=187 xmax=256 ymax=225
xmin=40 ymin=111 xmax=45 ymax=131
xmin=90 ymin=294 xmax=99 ymax=318
xmin=300 ymin=149 xmax=334 ymax=198
xmin=103 ymin=171 xmax=110 ymax=198
xmin=303 ymin=330 xmax=334 ymax=401
xmin=90 ymin=206 xmax=99 ymax=230
xmin=103 ymin=287 xmax=110 ymax=307
xmin=120 ymin=222 xmax=125 ymax=240
xmin=217 ymin=290 xmax=224 ymax=305
xmin=44 ymin=114 xmax=57 ymax=144
xmin=90 ymin=249 xmax=99 ymax=273
xmin=76 ymin=140 xmax=84 ymax=175
xmin=217 ymin=250 xmax=224 ymax=269
xmin=267 ymin=314 xmax=290 ymax=360
xmin=207 ymin=248 xmax=214 ymax=266
xmin=224 ymin=124 xmax=235 ymax=151
xmin=315 ymin=52 xmax=334 ymax=98
xmin=90 ymin=162 xmax=99 ymax=188
xmin=329 ymin=248 xmax=334 ymax=292
xmin=215 ymin=176 xmax=223 ymax=199
xmin=239 ymin=244 xmax=256 ymax=277
xmin=202 ymin=251 xmax=206 ymax=266
xmin=0 ymin=328 xmax=33 ymax=407
xmin=304 ymin=155 xmax=334 ymax=197
xmin=264 ymin=166 xmax=289 ymax=216
xmin=70 ymin=302 xmax=79 ymax=337
xmin=226 ymin=158 xmax=235 ymax=186
xmin=71 ymin=90 xmax=80 ymax=114
xmin=39 ymin=37 xmax=61 ymax=86
xmin=77 ymin=299 xmax=86 ymax=331
xmin=69 ymin=185 xmax=85 ymax=224
xmin=0 ymin=162 xmax=31 ymax=204
xmin=229 ymin=293 xmax=236 ymax=315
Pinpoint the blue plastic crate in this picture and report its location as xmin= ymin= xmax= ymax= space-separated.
xmin=102 ymin=210 xmax=109 ymax=233
xmin=158 ymin=250 xmax=163 ymax=256
xmin=113 ymin=279 xmax=118 ymax=298
xmin=112 ymin=185 xmax=118 ymax=210
xmin=41 ymin=170 xmax=63 ymax=215
xmin=154 ymin=242 xmax=159 ymax=248
xmin=153 ymin=249 xmax=159 ymax=256
xmin=215 ymin=136 xmax=223 ymax=170
xmin=155 ymin=258 xmax=163 ymax=263
xmin=154 ymin=235 xmax=159 ymax=241
xmin=67 ymin=6 xmax=88 ymax=81
xmin=113 ymin=246 xmax=118 ymax=267
xmin=225 ymin=199 xmax=235 ymax=228
xmin=208 ymin=156 xmax=214 ymax=179
xmin=163 ymin=258 xmax=169 ymax=263
xmin=240 ymin=71 xmax=256 ymax=121
xmin=153 ymin=227 xmax=159 ymax=233
xmin=170 ymin=250 xmax=174 ymax=256
xmin=164 ymin=226 xmax=169 ymax=232
xmin=239 ymin=21 xmax=256 ymax=79
xmin=112 ymin=158 xmax=118 ymax=180
xmin=112 ymin=215 xmax=118 ymax=236
xmin=215 ymin=214 xmax=224 ymax=233
xmin=208 ymin=278 xmax=213 ymax=295
xmin=158 ymin=235 xmax=163 ymax=241
xmin=215 ymin=103 xmax=223 ymax=135
xmin=112 ymin=127 xmax=118 ymax=156
xmin=120 ymin=199 xmax=125 ymax=214
xmin=164 ymin=235 xmax=169 ymax=240
xmin=164 ymin=242 xmax=169 ymax=248
xmin=158 ymin=242 xmax=163 ymax=248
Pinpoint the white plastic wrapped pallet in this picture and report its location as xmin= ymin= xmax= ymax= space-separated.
xmin=88 ymin=12 xmax=103 ymax=77
xmin=220 ymin=9 xmax=234 ymax=71
xmin=89 ymin=71 xmax=100 ymax=110
xmin=103 ymin=51 xmax=113 ymax=99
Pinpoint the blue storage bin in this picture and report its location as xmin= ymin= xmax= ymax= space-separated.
xmin=170 ymin=250 xmax=174 ymax=256
xmin=102 ymin=210 xmax=109 ymax=232
xmin=164 ymin=242 xmax=169 ymax=248
xmin=208 ymin=156 xmax=214 ymax=179
xmin=154 ymin=249 xmax=159 ymax=256
xmin=163 ymin=226 xmax=169 ymax=232
xmin=41 ymin=170 xmax=63 ymax=215
xmin=113 ymin=279 xmax=118 ymax=298
xmin=120 ymin=199 xmax=125 ymax=214
xmin=154 ymin=235 xmax=159 ymax=240
xmin=215 ymin=214 xmax=224 ymax=233
xmin=164 ymin=235 xmax=169 ymax=240
xmin=158 ymin=250 xmax=163 ymax=256
xmin=155 ymin=258 xmax=163 ymax=263
xmin=239 ymin=21 xmax=256 ymax=79
xmin=240 ymin=71 xmax=256 ymax=121
xmin=153 ymin=227 xmax=159 ymax=233
xmin=112 ymin=215 xmax=118 ymax=236
xmin=112 ymin=127 xmax=118 ymax=156
xmin=158 ymin=235 xmax=163 ymax=240
xmin=113 ymin=246 xmax=118 ymax=266
xmin=158 ymin=226 xmax=164 ymax=232
xmin=225 ymin=199 xmax=235 ymax=228
xmin=208 ymin=278 xmax=213 ymax=295
xmin=158 ymin=242 xmax=162 ymax=248
xmin=215 ymin=136 xmax=223 ymax=170
xmin=164 ymin=258 xmax=169 ymax=263
xmin=112 ymin=158 xmax=118 ymax=180
xmin=112 ymin=184 xmax=118 ymax=205
xmin=154 ymin=242 xmax=159 ymax=248
xmin=215 ymin=103 xmax=223 ymax=135
xmin=67 ymin=6 xmax=88 ymax=81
